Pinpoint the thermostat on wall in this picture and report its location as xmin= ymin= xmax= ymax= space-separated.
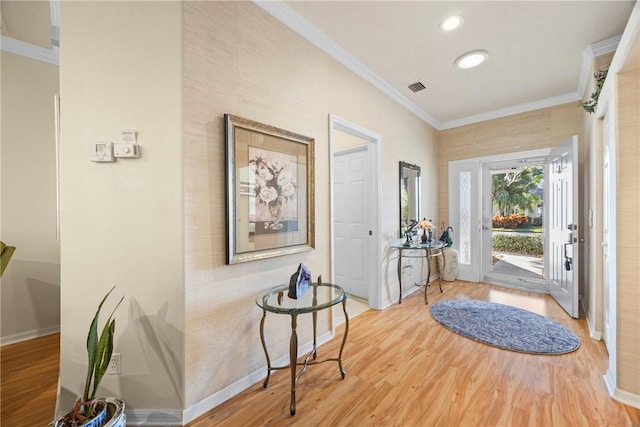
xmin=90 ymin=142 xmax=114 ymax=162
xmin=113 ymin=142 xmax=139 ymax=158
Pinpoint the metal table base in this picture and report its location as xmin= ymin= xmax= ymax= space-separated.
xmin=257 ymin=283 xmax=349 ymax=415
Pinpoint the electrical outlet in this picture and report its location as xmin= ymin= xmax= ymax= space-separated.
xmin=108 ymin=353 xmax=121 ymax=375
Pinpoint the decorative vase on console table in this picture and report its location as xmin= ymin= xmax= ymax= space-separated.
xmin=418 ymin=218 xmax=435 ymax=245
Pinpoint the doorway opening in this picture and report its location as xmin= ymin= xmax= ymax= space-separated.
xmin=450 ymin=137 xmax=579 ymax=318
xmin=329 ymin=114 xmax=381 ymax=310
xmin=483 ymin=160 xmax=546 ymax=292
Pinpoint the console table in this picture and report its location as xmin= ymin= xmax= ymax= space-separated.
xmin=256 ymin=282 xmax=349 ymax=415
xmin=391 ymin=240 xmax=445 ymax=304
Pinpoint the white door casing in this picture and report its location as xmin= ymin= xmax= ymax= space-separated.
xmin=546 ymin=136 xmax=579 ymax=318
xmin=481 ymin=162 xmax=494 ymax=281
xmin=602 ymin=114 xmax=611 ymax=345
xmin=601 ymin=107 xmax=617 ymax=390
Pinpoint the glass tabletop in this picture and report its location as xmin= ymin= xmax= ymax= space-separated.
xmin=390 ymin=240 xmax=445 ymax=250
xmin=256 ymin=283 xmax=346 ymax=314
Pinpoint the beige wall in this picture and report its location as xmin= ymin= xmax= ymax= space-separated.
xmin=438 ymin=102 xmax=583 ymax=234
xmin=54 ymin=0 xmax=638 ymax=420
xmin=615 ymin=64 xmax=640 ymax=396
xmin=55 ymin=1 xmax=437 ymax=420
xmin=58 ymin=0 xmax=184 ymax=415
xmin=1 ymin=51 xmax=60 ymax=342
xmin=183 ymin=1 xmax=437 ymax=409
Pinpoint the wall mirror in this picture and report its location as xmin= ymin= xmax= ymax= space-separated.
xmin=399 ymin=161 xmax=421 ymax=237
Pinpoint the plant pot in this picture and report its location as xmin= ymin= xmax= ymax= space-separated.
xmin=53 ymin=398 xmax=125 ymax=427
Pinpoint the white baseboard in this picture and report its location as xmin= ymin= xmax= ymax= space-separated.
xmin=123 ymin=409 xmax=183 ymax=426
xmin=612 ymin=388 xmax=640 ymax=409
xmin=583 ymin=309 xmax=602 ymax=340
xmin=604 ymin=370 xmax=617 ymax=396
xmin=604 ymin=373 xmax=640 ymax=410
xmin=182 ymin=330 xmax=335 ymax=425
xmin=1 ymin=325 xmax=60 ymax=346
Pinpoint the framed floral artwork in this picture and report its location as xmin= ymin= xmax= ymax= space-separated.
xmin=225 ymin=114 xmax=315 ymax=264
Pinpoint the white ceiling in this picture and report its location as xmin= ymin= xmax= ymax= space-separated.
xmin=1 ymin=1 xmax=52 ymax=49
xmin=272 ymin=1 xmax=636 ymax=129
xmin=1 ymin=0 xmax=59 ymax=64
xmin=2 ymin=1 xmax=635 ymax=130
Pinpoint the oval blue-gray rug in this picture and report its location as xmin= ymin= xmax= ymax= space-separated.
xmin=429 ymin=299 xmax=580 ymax=355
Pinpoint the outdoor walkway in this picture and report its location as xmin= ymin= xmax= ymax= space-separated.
xmin=492 ymin=252 xmax=543 ymax=279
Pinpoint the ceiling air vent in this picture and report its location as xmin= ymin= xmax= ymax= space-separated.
xmin=408 ymin=82 xmax=426 ymax=93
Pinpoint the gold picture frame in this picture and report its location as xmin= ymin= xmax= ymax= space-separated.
xmin=225 ymin=114 xmax=315 ymax=264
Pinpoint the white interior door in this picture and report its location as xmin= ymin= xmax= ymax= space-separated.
xmin=546 ymin=136 xmax=579 ymax=318
xmin=329 ymin=114 xmax=381 ymax=309
xmin=333 ymin=146 xmax=370 ymax=300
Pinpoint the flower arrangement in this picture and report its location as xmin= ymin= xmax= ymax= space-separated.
xmin=578 ymin=69 xmax=608 ymax=114
xmin=250 ymin=155 xmax=296 ymax=225
xmin=418 ymin=218 xmax=435 ymax=244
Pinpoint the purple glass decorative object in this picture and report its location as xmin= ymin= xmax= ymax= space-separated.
xmin=288 ymin=263 xmax=311 ymax=299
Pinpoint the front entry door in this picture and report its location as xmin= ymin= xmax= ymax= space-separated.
xmin=546 ymin=136 xmax=579 ymax=318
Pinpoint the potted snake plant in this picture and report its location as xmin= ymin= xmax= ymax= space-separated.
xmin=54 ymin=286 xmax=126 ymax=427
xmin=0 ymin=240 xmax=16 ymax=277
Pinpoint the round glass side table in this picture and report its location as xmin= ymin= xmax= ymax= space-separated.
xmin=256 ymin=282 xmax=349 ymax=415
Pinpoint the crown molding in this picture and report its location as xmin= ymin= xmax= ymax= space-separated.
xmin=50 ymin=0 xmax=60 ymax=47
xmin=579 ymin=32 xmax=626 ymax=117
xmin=577 ymin=47 xmax=595 ymax=99
xmin=253 ymin=0 xmax=442 ymax=130
xmin=577 ymin=34 xmax=622 ymax=97
xmin=596 ymin=1 xmax=639 ymax=117
xmin=592 ymin=34 xmax=622 ymax=57
xmin=50 ymin=0 xmax=60 ymax=27
xmin=253 ymin=1 xmax=627 ymax=131
xmin=440 ymin=92 xmax=581 ymax=130
xmin=607 ymin=1 xmax=639 ymax=75
xmin=1 ymin=35 xmax=59 ymax=65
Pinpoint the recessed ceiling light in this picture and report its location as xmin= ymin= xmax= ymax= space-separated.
xmin=441 ymin=15 xmax=463 ymax=31
xmin=455 ymin=50 xmax=489 ymax=69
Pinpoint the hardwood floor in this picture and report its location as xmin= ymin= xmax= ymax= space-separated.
xmin=1 ymin=282 xmax=639 ymax=426
xmin=1 ymin=332 xmax=59 ymax=427
xmin=188 ymin=281 xmax=640 ymax=427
